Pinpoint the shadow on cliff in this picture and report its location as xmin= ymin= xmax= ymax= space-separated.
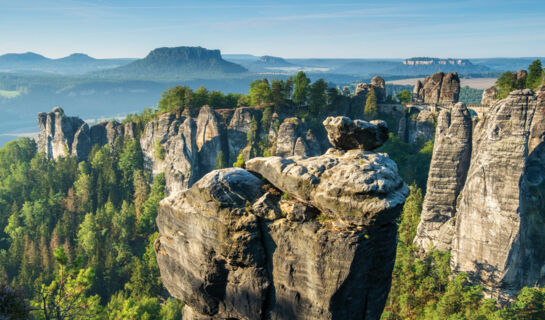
xmin=502 ymin=141 xmax=545 ymax=296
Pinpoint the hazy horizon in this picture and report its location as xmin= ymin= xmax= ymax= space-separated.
xmin=2 ymin=0 xmax=544 ymax=59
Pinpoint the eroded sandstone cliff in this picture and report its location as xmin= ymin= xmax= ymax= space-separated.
xmin=154 ymin=116 xmax=409 ymax=320
xmin=415 ymin=88 xmax=545 ymax=302
xmin=413 ymin=72 xmax=460 ymax=105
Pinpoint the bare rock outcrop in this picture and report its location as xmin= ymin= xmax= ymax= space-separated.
xmin=413 ymin=103 xmax=472 ymax=252
xmin=37 ymin=107 xmax=137 ymax=161
xmin=355 ymin=75 xmax=386 ymax=103
xmin=140 ymin=113 xmax=199 ymax=195
xmin=323 ymin=116 xmax=388 ymax=151
xmin=90 ymin=120 xmax=134 ymax=147
xmin=397 ymin=109 xmax=436 ymax=144
xmin=481 ymin=86 xmax=498 ymax=105
xmin=415 ymin=89 xmax=545 ymax=302
xmin=227 ymin=107 xmax=257 ymax=165
xmin=275 ymin=117 xmax=321 ymax=157
xmin=155 ymin=117 xmax=409 ymax=320
xmin=413 ymin=72 xmax=460 ymax=105
xmin=195 ymin=106 xmax=224 ymax=177
xmin=37 ymin=107 xmax=88 ymax=161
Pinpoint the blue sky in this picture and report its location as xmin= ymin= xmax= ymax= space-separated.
xmin=1 ymin=0 xmax=544 ymax=59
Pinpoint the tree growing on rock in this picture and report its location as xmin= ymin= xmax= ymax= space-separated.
xmin=364 ymin=87 xmax=378 ymax=120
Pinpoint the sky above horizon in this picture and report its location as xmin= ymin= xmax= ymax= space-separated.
xmin=1 ymin=0 xmax=544 ymax=59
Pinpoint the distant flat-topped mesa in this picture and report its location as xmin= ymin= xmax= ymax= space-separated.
xmin=413 ymin=72 xmax=460 ymax=105
xmin=37 ymin=107 xmax=134 ymax=161
xmin=155 ymin=116 xmax=409 ymax=320
xmin=414 ymin=87 xmax=545 ymax=302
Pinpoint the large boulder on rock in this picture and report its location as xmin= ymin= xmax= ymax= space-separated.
xmin=323 ymin=116 xmax=388 ymax=151
xmin=155 ymin=118 xmax=409 ymax=319
xmin=246 ymin=149 xmax=408 ymax=227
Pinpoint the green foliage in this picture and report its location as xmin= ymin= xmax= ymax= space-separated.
xmin=233 ymin=152 xmax=245 ymax=168
xmin=0 ymin=279 xmax=29 ymax=319
xmin=215 ymin=150 xmax=226 ymax=169
xmin=459 ymin=86 xmax=484 ymax=104
xmin=527 ymin=59 xmax=544 ymax=91
xmin=378 ymin=134 xmax=432 ymax=190
xmin=249 ymin=79 xmax=272 ymax=106
xmin=364 ymin=87 xmax=378 ymax=120
xmin=397 ymin=90 xmax=412 ymax=104
xmin=293 ymin=71 xmax=310 ymax=105
xmin=308 ymin=78 xmax=328 ymax=114
xmin=32 ymin=247 xmax=101 ymax=320
xmin=157 ymin=85 xmax=192 ymax=113
xmin=154 ymin=140 xmax=165 ymax=160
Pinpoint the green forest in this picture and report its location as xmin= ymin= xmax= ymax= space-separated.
xmin=1 ymin=64 xmax=544 ymax=319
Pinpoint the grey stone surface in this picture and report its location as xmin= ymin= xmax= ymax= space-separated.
xmin=156 ymin=139 xmax=408 ymax=319
xmin=323 ymin=116 xmax=388 ymax=151
xmin=415 ymin=90 xmax=545 ymax=302
xmin=413 ymin=72 xmax=460 ymax=105
xmin=140 ymin=113 xmax=199 ymax=195
xmin=414 ymin=103 xmax=472 ymax=252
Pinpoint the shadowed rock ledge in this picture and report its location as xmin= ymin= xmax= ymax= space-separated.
xmin=154 ymin=116 xmax=409 ymax=320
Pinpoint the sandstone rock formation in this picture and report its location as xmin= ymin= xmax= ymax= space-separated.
xmin=397 ymin=109 xmax=436 ymax=144
xmin=227 ymin=107 xmax=258 ymax=165
xmin=323 ymin=116 xmax=388 ymax=151
xmin=481 ymin=86 xmax=498 ymax=105
xmin=355 ymin=75 xmax=386 ymax=103
xmin=195 ymin=106 xmax=224 ymax=177
xmin=140 ymin=113 xmax=199 ymax=195
xmin=155 ymin=117 xmax=409 ymax=320
xmin=415 ymin=89 xmax=545 ymax=301
xmin=37 ymin=107 xmax=88 ymax=161
xmin=413 ymin=103 xmax=472 ymax=252
xmin=275 ymin=117 xmax=321 ymax=157
xmin=413 ymin=72 xmax=460 ymax=105
xmin=90 ymin=120 xmax=135 ymax=147
xmin=37 ymin=107 xmax=137 ymax=161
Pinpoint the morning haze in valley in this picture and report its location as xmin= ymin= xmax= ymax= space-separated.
xmin=1 ymin=1 xmax=544 ymax=319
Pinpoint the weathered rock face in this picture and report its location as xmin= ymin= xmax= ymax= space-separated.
xmin=413 ymin=72 xmax=460 ymax=105
xmin=371 ymin=75 xmax=387 ymax=103
xmin=155 ymin=117 xmax=409 ymax=320
xmin=140 ymin=113 xmax=199 ymax=195
xmin=227 ymin=107 xmax=257 ymax=165
xmin=90 ymin=120 xmax=134 ymax=147
xmin=37 ymin=107 xmax=87 ymax=161
xmin=397 ymin=109 xmax=436 ymax=144
xmin=195 ymin=106 xmax=224 ymax=177
xmin=37 ymin=108 xmax=137 ymax=161
xmin=275 ymin=117 xmax=321 ymax=157
xmin=355 ymin=75 xmax=387 ymax=105
xmin=415 ymin=89 xmax=545 ymax=301
xmin=481 ymin=86 xmax=498 ymax=105
xmin=323 ymin=116 xmax=388 ymax=151
xmin=414 ymin=103 xmax=472 ymax=252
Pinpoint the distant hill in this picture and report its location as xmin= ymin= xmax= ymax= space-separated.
xmin=97 ymin=46 xmax=248 ymax=80
xmin=385 ymin=57 xmax=491 ymax=76
xmin=238 ymin=55 xmax=295 ymax=72
xmin=0 ymin=52 xmax=134 ymax=74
